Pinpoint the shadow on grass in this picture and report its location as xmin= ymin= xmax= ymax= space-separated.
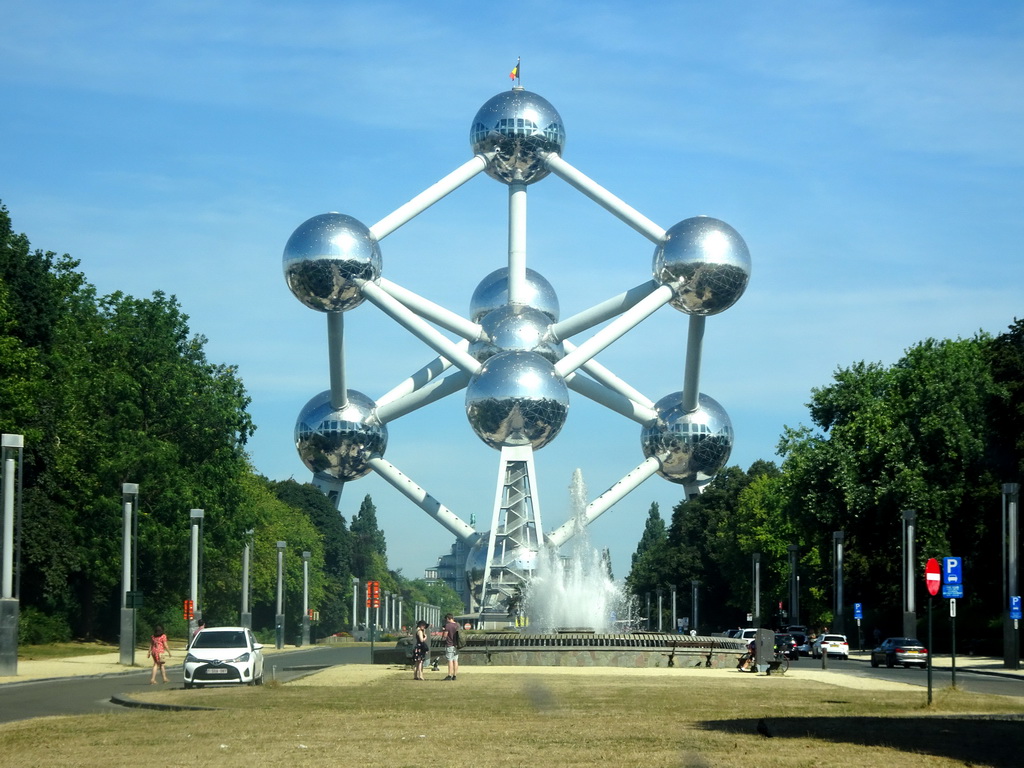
xmin=700 ymin=715 xmax=1024 ymax=767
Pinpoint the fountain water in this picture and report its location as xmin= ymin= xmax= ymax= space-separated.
xmin=523 ymin=470 xmax=636 ymax=633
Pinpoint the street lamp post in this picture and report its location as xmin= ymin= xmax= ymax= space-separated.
xmin=833 ymin=531 xmax=845 ymax=634
xmin=657 ymin=588 xmax=664 ymax=632
xmin=752 ymin=553 xmax=762 ymax=627
xmin=276 ymin=541 xmax=286 ymax=649
xmin=240 ymin=530 xmax=253 ymax=629
xmin=302 ymin=551 xmax=311 ymax=646
xmin=351 ymin=576 xmax=359 ymax=634
xmin=691 ymin=580 xmax=699 ymax=634
xmin=787 ymin=544 xmax=799 ymax=627
xmin=119 ymin=483 xmax=139 ymax=666
xmin=1003 ymin=484 xmax=1020 ymax=670
xmin=0 ymin=434 xmax=24 ymax=677
xmin=671 ymin=585 xmax=677 ymax=633
xmin=903 ymin=510 xmax=917 ymax=638
xmin=189 ymin=509 xmax=204 ymax=639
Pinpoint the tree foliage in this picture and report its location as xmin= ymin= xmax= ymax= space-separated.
xmin=627 ymin=332 xmax=1020 ymax=644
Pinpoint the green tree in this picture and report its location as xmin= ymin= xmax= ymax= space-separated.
xmin=270 ymin=479 xmax=354 ymax=634
xmin=350 ymin=494 xmax=387 ymax=579
xmin=779 ymin=336 xmax=1005 ymax=631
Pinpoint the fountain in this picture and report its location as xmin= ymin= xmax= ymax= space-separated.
xmin=523 ymin=471 xmax=634 ymax=633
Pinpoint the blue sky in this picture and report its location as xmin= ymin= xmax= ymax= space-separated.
xmin=3 ymin=1 xmax=1023 ymax=581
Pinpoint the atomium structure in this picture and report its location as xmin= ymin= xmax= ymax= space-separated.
xmin=283 ymin=86 xmax=751 ymax=624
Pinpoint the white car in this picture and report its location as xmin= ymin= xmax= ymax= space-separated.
xmin=811 ymin=633 xmax=849 ymax=659
xmin=184 ymin=627 xmax=265 ymax=689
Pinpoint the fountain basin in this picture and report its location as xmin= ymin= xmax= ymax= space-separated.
xmin=379 ymin=633 xmax=746 ymax=668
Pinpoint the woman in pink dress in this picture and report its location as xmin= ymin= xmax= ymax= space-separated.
xmin=148 ymin=624 xmax=171 ymax=684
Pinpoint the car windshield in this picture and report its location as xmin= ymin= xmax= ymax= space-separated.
xmin=192 ymin=630 xmax=247 ymax=649
xmin=895 ymin=638 xmax=921 ymax=645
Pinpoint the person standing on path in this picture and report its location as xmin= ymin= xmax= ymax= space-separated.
xmin=412 ymin=620 xmax=429 ymax=681
xmin=443 ymin=613 xmax=459 ymax=681
xmin=147 ymin=624 xmax=170 ymax=684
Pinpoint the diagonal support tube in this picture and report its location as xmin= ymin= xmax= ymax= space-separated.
xmin=368 ymin=457 xmax=480 ymax=544
xmin=370 ymin=155 xmax=491 ymax=240
xmin=546 ymin=457 xmax=661 ymax=548
xmin=360 ymin=280 xmax=481 ymax=376
xmin=555 ymin=284 xmax=673 ymax=378
xmin=545 ymin=153 xmax=667 ymax=244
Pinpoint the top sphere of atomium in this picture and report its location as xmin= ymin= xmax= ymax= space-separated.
xmin=283 ymin=213 xmax=382 ymax=312
xmin=470 ymin=89 xmax=566 ymax=185
xmin=653 ymin=216 xmax=751 ymax=315
xmin=640 ymin=392 xmax=733 ymax=485
xmin=294 ymin=389 xmax=387 ymax=481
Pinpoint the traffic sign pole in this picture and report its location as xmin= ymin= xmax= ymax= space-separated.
xmin=925 ymin=558 xmax=940 ymax=705
xmin=950 ymin=598 xmax=957 ymax=688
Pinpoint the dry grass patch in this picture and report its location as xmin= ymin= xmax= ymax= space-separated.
xmin=1 ymin=665 xmax=1021 ymax=767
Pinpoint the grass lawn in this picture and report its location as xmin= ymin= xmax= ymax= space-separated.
xmin=0 ymin=664 xmax=1021 ymax=767
xmin=15 ymin=641 xmax=118 ymax=660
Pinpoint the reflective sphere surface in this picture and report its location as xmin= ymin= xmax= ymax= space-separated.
xmin=470 ymin=89 xmax=565 ymax=184
xmin=294 ymin=389 xmax=387 ymax=481
xmin=653 ymin=217 xmax=750 ymax=315
xmin=465 ymin=351 xmax=569 ymax=450
xmin=283 ymin=213 xmax=381 ymax=312
xmin=464 ymin=539 xmax=538 ymax=596
xmin=640 ymin=392 xmax=733 ymax=484
xmin=469 ymin=267 xmax=559 ymax=322
xmin=469 ymin=304 xmax=564 ymax=363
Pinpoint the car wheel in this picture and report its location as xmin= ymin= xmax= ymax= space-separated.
xmin=885 ymin=654 xmax=895 ymax=668
xmin=184 ymin=682 xmax=193 ymax=690
xmin=256 ymin=673 xmax=264 ymax=686
xmin=871 ymin=657 xmax=879 ymax=668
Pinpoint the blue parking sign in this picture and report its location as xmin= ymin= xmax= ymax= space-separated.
xmin=1012 ymin=596 xmax=1022 ymax=621
xmin=943 ymin=556 xmax=962 ymax=585
xmin=853 ymin=602 xmax=863 ymax=620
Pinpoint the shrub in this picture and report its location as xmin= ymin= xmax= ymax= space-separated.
xmin=19 ymin=606 xmax=72 ymax=644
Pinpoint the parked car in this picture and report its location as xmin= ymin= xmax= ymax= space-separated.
xmin=774 ymin=633 xmax=799 ymax=660
xmin=811 ymin=633 xmax=849 ymax=659
xmin=870 ymin=637 xmax=929 ymax=668
xmin=790 ymin=631 xmax=811 ymax=656
xmin=184 ymin=626 xmax=265 ymax=689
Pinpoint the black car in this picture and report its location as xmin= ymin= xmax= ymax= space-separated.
xmin=774 ymin=633 xmax=799 ymax=660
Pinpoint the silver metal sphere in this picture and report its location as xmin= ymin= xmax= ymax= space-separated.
xmin=464 ymin=538 xmax=538 ymax=594
xmin=465 ymin=351 xmax=569 ymax=450
xmin=283 ymin=213 xmax=382 ymax=312
xmin=468 ymin=304 xmax=564 ymax=363
xmin=640 ymin=392 xmax=733 ymax=485
xmin=653 ymin=216 xmax=751 ymax=315
xmin=470 ymin=89 xmax=566 ymax=184
xmin=294 ymin=389 xmax=387 ymax=481
xmin=469 ymin=267 xmax=559 ymax=323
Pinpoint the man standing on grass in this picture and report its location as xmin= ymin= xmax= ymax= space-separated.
xmin=443 ymin=613 xmax=460 ymax=681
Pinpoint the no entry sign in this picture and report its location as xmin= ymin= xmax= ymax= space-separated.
xmin=925 ymin=557 xmax=941 ymax=596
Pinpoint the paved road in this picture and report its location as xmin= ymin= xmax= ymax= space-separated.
xmin=800 ymin=656 xmax=1024 ymax=698
xmin=0 ymin=645 xmax=370 ymax=724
